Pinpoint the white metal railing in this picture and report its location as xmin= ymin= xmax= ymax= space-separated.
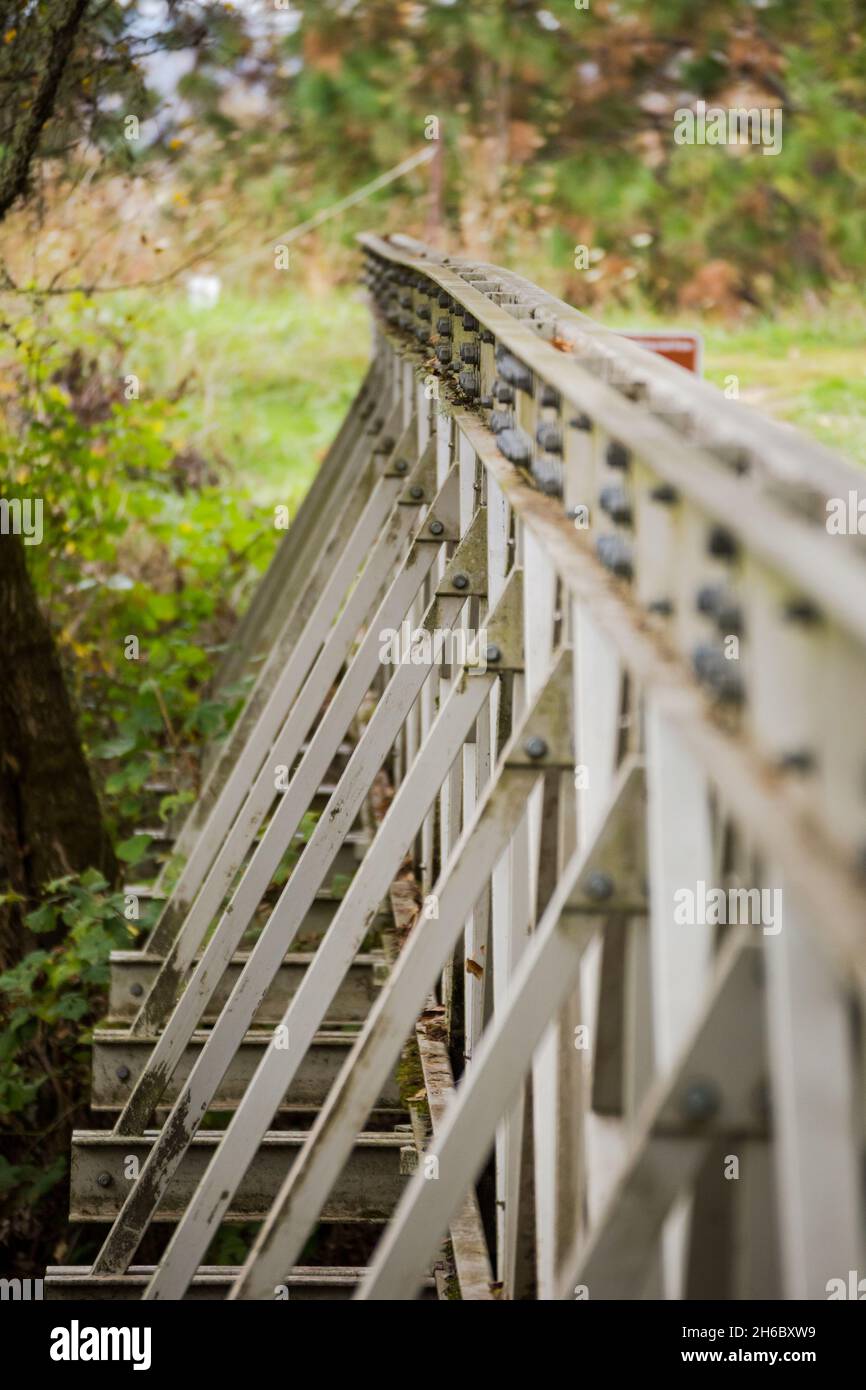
xmin=56 ymin=235 xmax=866 ymax=1301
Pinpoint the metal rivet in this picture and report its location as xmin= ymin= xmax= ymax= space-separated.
xmin=596 ymin=535 xmax=633 ymax=581
xmin=524 ymin=736 xmax=548 ymax=760
xmin=496 ymin=428 xmax=531 ymax=465
xmin=485 ymin=643 xmax=501 ymax=663
xmin=116 ymin=1066 xmax=131 ymax=1083
xmin=536 ymin=423 xmax=563 ymax=455
xmin=130 ymin=983 xmax=144 ymax=998
xmin=394 ymin=459 xmax=409 ymax=474
xmin=680 ymin=1079 xmax=721 ymax=1122
xmin=707 ymin=525 xmax=738 ymax=560
xmin=96 ymin=1172 xmax=114 ymax=1189
xmin=409 ymin=485 xmax=424 ymax=500
xmin=783 ymin=597 xmax=821 ymax=625
xmin=570 ymin=413 xmax=592 ymax=431
xmin=696 ymin=583 xmax=723 ymax=616
xmin=692 ymin=645 xmax=745 ymax=704
xmin=452 ymin=573 xmax=469 ymax=591
xmin=428 ymin=519 xmax=444 ymax=536
xmin=778 ymin=750 xmax=815 ymax=774
xmin=716 ymin=603 xmax=743 ymax=637
xmin=585 ymin=871 xmax=614 ymax=901
xmin=599 ymin=484 xmax=631 ymax=526
xmin=650 ymin=483 xmax=678 ymax=505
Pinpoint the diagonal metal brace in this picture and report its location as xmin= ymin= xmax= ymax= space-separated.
xmin=436 ymin=507 xmax=488 ymax=599
xmin=506 ymin=646 xmax=574 ymax=767
xmin=478 ymin=567 xmax=524 ymax=673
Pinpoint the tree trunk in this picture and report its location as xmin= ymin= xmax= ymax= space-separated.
xmin=0 ymin=532 xmax=116 ymax=967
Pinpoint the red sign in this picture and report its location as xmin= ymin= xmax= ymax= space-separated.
xmin=621 ymin=331 xmax=703 ymax=376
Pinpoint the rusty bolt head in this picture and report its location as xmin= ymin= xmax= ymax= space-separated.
xmin=96 ymin=1172 xmax=113 ymax=1189
xmin=524 ymin=736 xmax=548 ymax=760
xmin=429 ymin=519 xmax=445 ymax=537
xmin=452 ymin=573 xmax=469 ymax=591
xmin=409 ymin=485 xmax=424 ymax=501
xmin=485 ymin=643 xmax=502 ymax=663
xmin=394 ymin=458 xmax=409 ymax=474
xmin=116 ymin=1066 xmax=131 ymax=1083
xmin=130 ymin=983 xmax=144 ymax=998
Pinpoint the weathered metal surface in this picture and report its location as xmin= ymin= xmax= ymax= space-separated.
xmin=71 ymin=1130 xmax=408 ymax=1223
xmin=141 ymin=662 xmax=499 ymax=1297
xmin=358 ymin=760 xmax=645 ymax=1299
xmin=53 ymin=237 xmax=866 ymax=1304
xmin=415 ymin=1025 xmax=495 ymax=1301
xmin=45 ymin=1266 xmax=436 ymax=1301
xmin=91 ymin=1029 xmax=401 ymax=1111
xmin=107 ymin=951 xmax=383 ymax=1025
xmin=232 ymin=725 xmax=556 ymax=1296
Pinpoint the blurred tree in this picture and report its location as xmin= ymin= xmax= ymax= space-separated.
xmin=0 ymin=0 xmax=121 ymax=971
xmin=228 ymin=0 xmax=866 ymax=309
xmin=0 ymin=532 xmax=116 ymax=968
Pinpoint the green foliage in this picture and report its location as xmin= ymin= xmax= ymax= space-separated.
xmin=0 ymin=872 xmax=157 ymax=1206
xmin=0 ymin=294 xmax=278 ymax=845
xmin=270 ymin=812 xmax=319 ymax=890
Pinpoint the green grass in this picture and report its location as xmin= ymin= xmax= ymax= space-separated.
xmin=125 ymin=285 xmax=370 ymax=506
xmin=701 ymin=329 xmax=866 ymax=467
